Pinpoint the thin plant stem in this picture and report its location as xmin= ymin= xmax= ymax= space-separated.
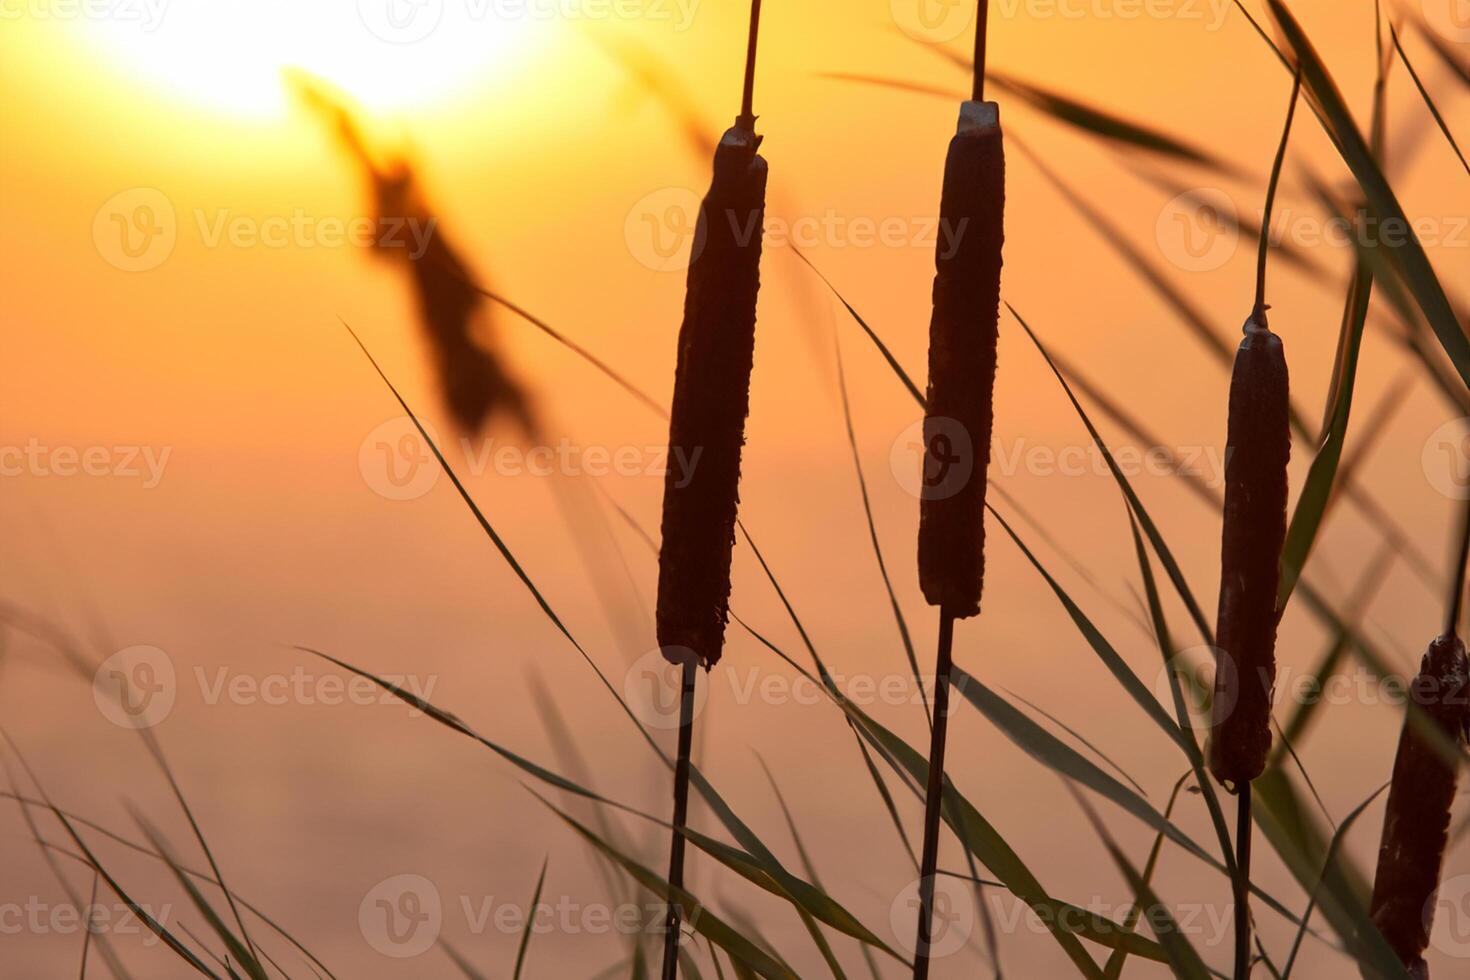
xmin=973 ymin=0 xmax=989 ymax=102
xmin=660 ymin=659 xmax=699 ymax=980
xmin=914 ymin=611 xmax=957 ymax=979
xmin=1234 ymin=786 xmax=1254 ymax=980
xmin=1255 ymin=68 xmax=1303 ymax=314
xmin=737 ymin=0 xmax=763 ymax=131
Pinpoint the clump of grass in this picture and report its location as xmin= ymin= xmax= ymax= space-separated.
xmin=1209 ymin=68 xmax=1300 ymax=980
xmin=912 ymin=3 xmax=1004 ymax=976
xmin=1368 ymin=501 xmax=1470 ymax=979
xmin=654 ymin=3 xmax=768 ymax=977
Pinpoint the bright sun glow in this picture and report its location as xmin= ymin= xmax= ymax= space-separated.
xmin=79 ymin=0 xmax=549 ymax=117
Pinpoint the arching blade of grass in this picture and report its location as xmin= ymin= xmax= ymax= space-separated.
xmin=832 ymin=336 xmax=927 ymax=728
xmin=756 ymin=756 xmax=884 ymax=980
xmin=513 ymin=857 xmax=549 ymax=980
xmin=534 ymin=794 xmax=797 ymax=980
xmin=1007 ymin=304 xmax=1216 ymax=648
xmin=1250 ymin=769 xmax=1408 ymax=979
xmin=301 ymin=648 xmax=903 ymax=961
xmin=1277 ymin=256 xmax=1373 ymax=609
xmin=131 ymin=812 xmax=268 ymax=980
xmin=1389 ymin=25 xmax=1468 ymax=173
xmin=1102 ymin=772 xmax=1193 ymax=979
xmin=1267 ymin=0 xmax=1470 ymax=390
xmin=1002 ymin=690 xmax=1149 ymax=799
xmin=948 ymin=665 xmax=1219 ymax=866
xmin=338 ymin=319 xmax=668 ymax=764
xmin=914 ymin=40 xmax=1243 ymax=176
xmin=440 ymin=939 xmax=487 ymax=980
xmin=1278 ymin=785 xmax=1387 ymax=979
xmin=1412 ymin=17 xmax=1470 ymax=87
xmin=1067 ymin=789 xmax=1213 ymax=980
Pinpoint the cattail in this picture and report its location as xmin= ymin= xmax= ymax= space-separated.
xmin=1211 ymin=69 xmax=1300 ymax=980
xmin=291 ymin=74 xmax=534 ymax=435
xmin=654 ymin=4 xmax=766 ymax=978
xmin=913 ymin=5 xmax=1003 ymax=977
xmin=1368 ymin=500 xmax=1470 ymax=979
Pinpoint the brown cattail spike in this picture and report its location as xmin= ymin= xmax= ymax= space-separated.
xmin=1370 ymin=634 xmax=1470 ymax=978
xmin=1209 ymin=309 xmax=1291 ymax=790
xmin=654 ymin=127 xmax=766 ymax=671
xmin=917 ymin=100 xmax=1005 ymax=619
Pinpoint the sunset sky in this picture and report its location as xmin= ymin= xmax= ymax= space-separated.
xmin=3 ymin=1 xmax=1468 ymax=976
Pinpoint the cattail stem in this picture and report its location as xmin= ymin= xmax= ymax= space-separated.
xmin=972 ymin=0 xmax=989 ymax=102
xmin=913 ymin=611 xmax=956 ymax=980
xmin=660 ymin=659 xmax=699 ymax=980
xmin=737 ymin=0 xmax=763 ymax=131
xmin=1233 ymin=787 xmax=1254 ymax=979
xmin=1255 ymin=68 xmax=1302 ymax=314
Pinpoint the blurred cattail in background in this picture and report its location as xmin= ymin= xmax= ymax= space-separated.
xmin=912 ymin=3 xmax=1004 ymax=976
xmin=1210 ymin=69 xmax=1300 ymax=980
xmin=653 ymin=3 xmax=768 ymax=977
xmin=289 ymin=72 xmax=536 ymax=436
xmin=1367 ymin=500 xmax=1470 ymax=980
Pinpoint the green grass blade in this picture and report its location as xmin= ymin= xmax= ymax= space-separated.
xmin=513 ymin=857 xmax=549 ymax=980
xmin=1390 ymin=25 xmax=1468 ymax=174
xmin=1268 ymin=0 xmax=1470 ymax=390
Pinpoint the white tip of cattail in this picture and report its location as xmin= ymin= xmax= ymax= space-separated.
xmin=958 ymin=101 xmax=1000 ymax=134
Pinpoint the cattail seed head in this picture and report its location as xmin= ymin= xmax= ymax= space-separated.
xmin=918 ymin=102 xmax=1005 ymax=620
xmin=1209 ymin=309 xmax=1291 ymax=790
xmin=1369 ymin=633 xmax=1470 ymax=978
xmin=656 ymin=126 xmax=768 ymax=669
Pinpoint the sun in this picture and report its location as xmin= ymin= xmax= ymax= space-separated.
xmin=77 ymin=0 xmax=549 ymax=117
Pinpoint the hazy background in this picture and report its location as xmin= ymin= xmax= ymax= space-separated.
xmin=2 ymin=0 xmax=1468 ymax=976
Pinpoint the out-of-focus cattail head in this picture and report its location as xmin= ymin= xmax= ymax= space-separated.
xmin=1209 ymin=306 xmax=1291 ymax=790
xmin=655 ymin=123 xmax=768 ymax=669
xmin=1369 ymin=633 xmax=1470 ymax=978
xmin=918 ymin=101 xmax=1005 ymax=619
